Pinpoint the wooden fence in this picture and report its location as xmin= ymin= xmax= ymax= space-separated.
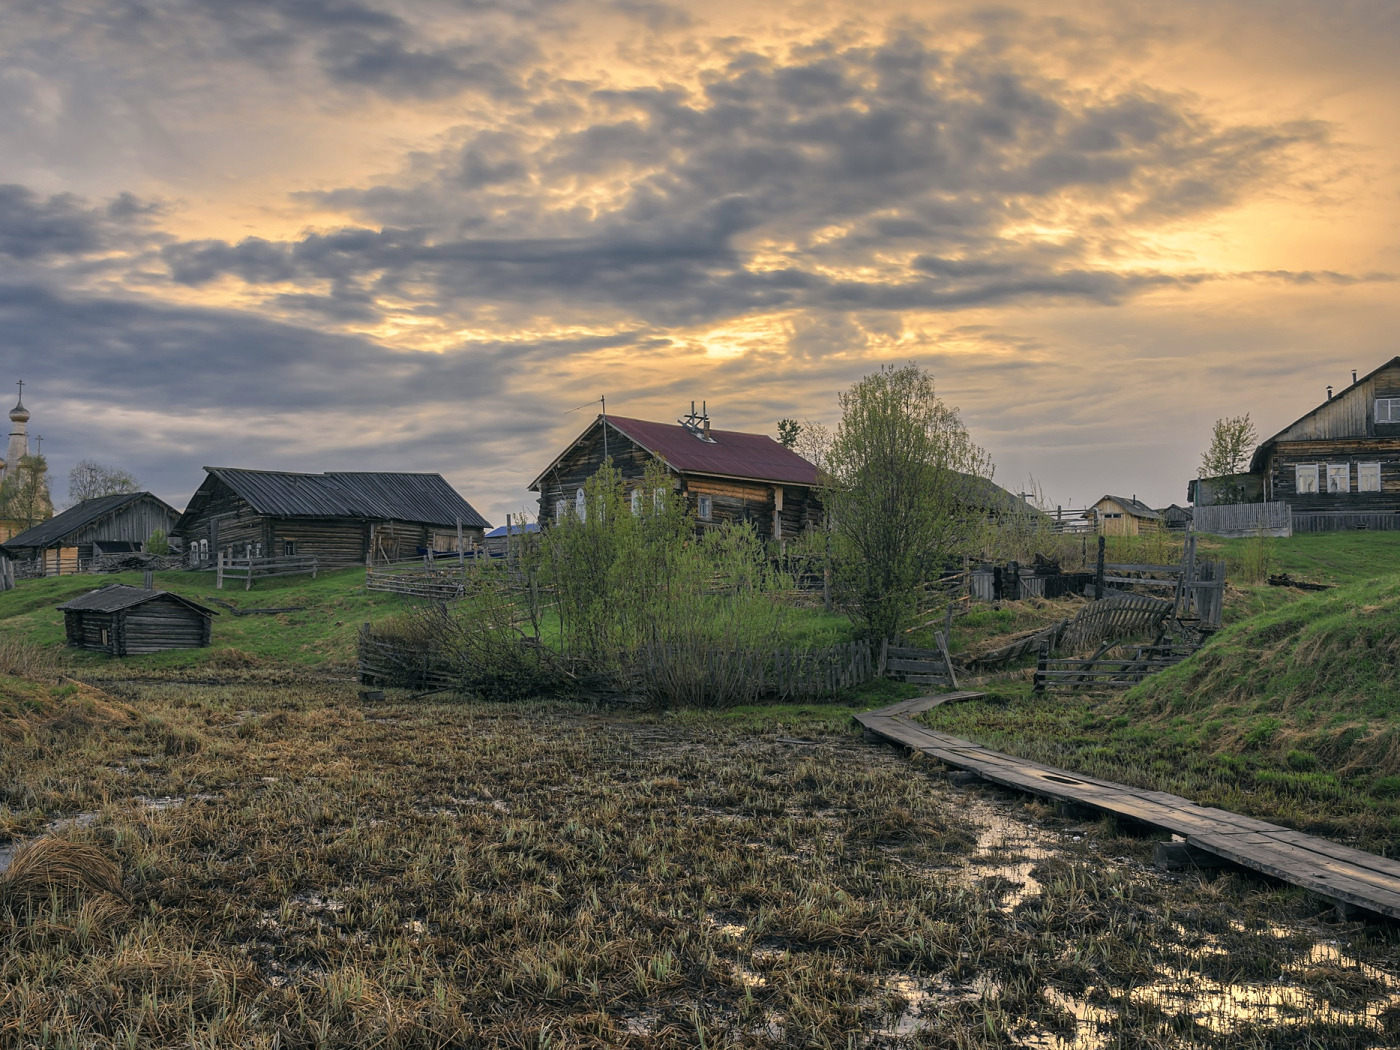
xmin=1058 ymin=593 xmax=1173 ymax=651
xmin=216 ymin=553 xmax=319 ymax=590
xmin=884 ymin=638 xmax=957 ymax=688
xmin=357 ymin=626 xmax=882 ymax=700
xmin=1034 ymin=640 xmax=1201 ymax=692
xmin=1193 ymin=501 xmax=1292 ymax=537
xmin=365 ymin=564 xmax=468 ymax=601
xmin=1292 ymin=512 xmax=1400 ymax=533
xmin=0 ymin=556 xmax=13 ymax=592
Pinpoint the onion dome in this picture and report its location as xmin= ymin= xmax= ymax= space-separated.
xmin=9 ymin=396 xmax=28 ymax=424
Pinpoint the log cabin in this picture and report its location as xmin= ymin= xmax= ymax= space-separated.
xmin=1240 ymin=357 xmax=1400 ymax=531
xmin=0 ymin=491 xmax=179 ymax=575
xmin=174 ymin=468 xmax=491 ymax=566
xmin=529 ymin=411 xmax=822 ymax=542
xmin=58 ymin=583 xmax=216 ymax=655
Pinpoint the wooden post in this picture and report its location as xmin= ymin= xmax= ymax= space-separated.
xmin=216 ymin=551 xmax=224 ymax=590
xmin=311 ymin=558 xmax=318 ymax=580
xmin=506 ymin=513 xmax=513 ymax=566
xmin=1034 ymin=638 xmax=1050 ymax=694
xmin=877 ymin=637 xmax=889 ymax=677
xmin=1094 ymin=536 xmax=1105 ymax=601
xmin=143 ymin=569 xmax=153 ymax=591
xmin=937 ymin=629 xmax=959 ymax=691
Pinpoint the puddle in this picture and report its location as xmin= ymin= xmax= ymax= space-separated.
xmin=135 ymin=794 xmax=218 ymax=810
xmin=949 ymin=799 xmax=1059 ymax=909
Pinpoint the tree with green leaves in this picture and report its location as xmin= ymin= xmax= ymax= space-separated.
xmin=823 ymin=364 xmax=990 ymax=641
xmin=776 ymin=418 xmax=801 ymax=448
xmin=1199 ymin=414 xmax=1258 ymax=504
xmin=0 ymin=454 xmax=54 ymax=530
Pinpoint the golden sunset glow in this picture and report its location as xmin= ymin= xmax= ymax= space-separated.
xmin=3 ymin=0 xmax=1398 ymax=519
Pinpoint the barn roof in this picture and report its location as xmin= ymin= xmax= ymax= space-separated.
xmin=530 ymin=415 xmax=821 ymax=490
xmin=57 ymin=584 xmax=217 ymax=616
xmin=185 ymin=468 xmax=490 ymax=529
xmin=1095 ymin=495 xmax=1163 ymax=520
xmin=0 ymin=492 xmax=176 ymax=553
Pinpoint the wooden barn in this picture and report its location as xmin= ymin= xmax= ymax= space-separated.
xmin=0 ymin=491 xmax=179 ymax=575
xmin=174 ymin=468 xmax=491 ymax=566
xmin=529 ymin=409 xmax=822 ymax=541
xmin=1241 ymin=357 xmax=1400 ymax=531
xmin=58 ymin=584 xmax=216 ymax=655
xmin=1087 ymin=495 xmax=1163 ymax=535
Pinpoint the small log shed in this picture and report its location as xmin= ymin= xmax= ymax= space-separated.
xmin=57 ymin=584 xmax=217 ymax=656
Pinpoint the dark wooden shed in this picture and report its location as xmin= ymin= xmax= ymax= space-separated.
xmin=57 ymin=584 xmax=216 ymax=656
xmin=0 ymin=492 xmax=179 ymax=575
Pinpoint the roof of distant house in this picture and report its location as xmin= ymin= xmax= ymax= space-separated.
xmin=483 ymin=522 xmax=540 ymax=538
xmin=180 ymin=468 xmax=490 ymax=529
xmin=1095 ymin=495 xmax=1163 ymax=520
xmin=530 ymin=415 xmax=821 ymax=489
xmin=1 ymin=492 xmax=176 ymax=553
xmin=57 ymin=583 xmax=216 ymax=616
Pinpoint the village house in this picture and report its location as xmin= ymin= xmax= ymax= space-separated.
xmin=1087 ymin=495 xmax=1163 ymax=535
xmin=529 ymin=407 xmax=822 ymax=542
xmin=1232 ymin=357 xmax=1400 ymax=532
xmin=174 ymin=468 xmax=491 ymax=566
xmin=0 ymin=491 xmax=180 ymax=575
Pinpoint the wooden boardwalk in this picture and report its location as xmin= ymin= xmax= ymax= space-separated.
xmin=857 ymin=694 xmax=1400 ymax=920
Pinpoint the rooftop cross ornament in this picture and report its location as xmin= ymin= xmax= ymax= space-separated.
xmin=34 ymin=435 xmax=42 ymax=455
xmin=15 ymin=379 xmax=22 ymax=401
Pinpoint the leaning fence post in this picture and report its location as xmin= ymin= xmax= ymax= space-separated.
xmin=1094 ymin=536 xmax=1105 ymax=601
xmin=1034 ymin=638 xmax=1050 ymax=695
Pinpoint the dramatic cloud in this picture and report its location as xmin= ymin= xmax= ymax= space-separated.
xmin=0 ymin=0 xmax=1394 ymax=518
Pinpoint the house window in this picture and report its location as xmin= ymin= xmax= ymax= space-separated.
xmin=1326 ymin=463 xmax=1350 ymax=494
xmin=1377 ymin=398 xmax=1400 ymax=423
xmin=654 ymin=487 xmax=667 ymax=511
xmin=1359 ymin=463 xmax=1382 ymax=492
xmin=1295 ymin=464 xmax=1319 ymax=494
xmin=630 ymin=489 xmax=642 ymax=515
xmin=575 ymin=487 xmax=586 ymax=523
xmin=1103 ymin=512 xmax=1123 ymax=519
xmin=283 ymin=540 xmax=296 ymax=556
xmin=698 ymin=494 xmax=713 ymax=520
xmin=555 ymin=499 xmax=567 ymax=524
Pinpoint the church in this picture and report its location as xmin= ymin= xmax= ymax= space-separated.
xmin=0 ymin=381 xmax=53 ymax=543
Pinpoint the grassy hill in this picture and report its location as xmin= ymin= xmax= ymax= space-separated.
xmin=921 ymin=530 xmax=1400 ymax=852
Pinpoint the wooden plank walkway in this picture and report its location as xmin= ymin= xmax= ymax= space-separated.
xmin=857 ymin=694 xmax=1400 ymax=920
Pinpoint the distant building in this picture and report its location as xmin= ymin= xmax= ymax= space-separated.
xmin=0 ymin=381 xmax=53 ymax=544
xmin=174 ymin=468 xmax=491 ymax=566
xmin=1087 ymin=495 xmax=1163 ymax=535
xmin=529 ymin=408 xmax=822 ymax=542
xmin=0 ymin=492 xmax=179 ymax=575
xmin=58 ymin=583 xmax=216 ymax=656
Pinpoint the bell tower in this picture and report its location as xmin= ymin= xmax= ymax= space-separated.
xmin=4 ymin=380 xmax=31 ymax=483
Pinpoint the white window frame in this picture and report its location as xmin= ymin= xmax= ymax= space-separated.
xmin=697 ymin=494 xmax=712 ymax=520
xmin=1295 ymin=464 xmax=1319 ymax=494
xmin=630 ymin=489 xmax=642 ymax=515
xmin=654 ymin=487 xmax=666 ymax=511
xmin=1326 ymin=463 xmax=1350 ymax=494
xmin=1377 ymin=398 xmax=1400 ymax=423
xmin=555 ymin=499 xmax=566 ymax=524
xmin=575 ymin=487 xmax=586 ymax=523
xmin=1359 ymin=462 xmax=1382 ymax=493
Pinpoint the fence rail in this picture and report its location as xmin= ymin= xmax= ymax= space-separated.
xmin=1034 ymin=642 xmax=1201 ymax=692
xmin=365 ymin=565 xmax=468 ymax=601
xmin=216 ymin=553 xmax=319 ymax=590
xmin=1192 ymin=501 xmax=1292 ymax=537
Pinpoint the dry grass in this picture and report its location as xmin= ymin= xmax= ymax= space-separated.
xmin=0 ymin=836 xmax=124 ymax=902
xmin=1 ymin=678 xmax=1399 ymax=1047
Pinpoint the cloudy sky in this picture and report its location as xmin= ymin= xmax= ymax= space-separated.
xmin=3 ymin=0 xmax=1399 ymax=521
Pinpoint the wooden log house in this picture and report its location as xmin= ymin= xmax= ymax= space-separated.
xmin=58 ymin=583 xmax=216 ymax=655
xmin=0 ymin=491 xmax=179 ymax=575
xmin=529 ymin=409 xmax=822 ymax=541
xmin=174 ymin=468 xmax=491 ymax=566
xmin=1087 ymin=495 xmax=1164 ymax=536
xmin=1239 ymin=357 xmax=1400 ymax=531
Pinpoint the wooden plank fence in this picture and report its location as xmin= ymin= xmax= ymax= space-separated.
xmin=1193 ymin=501 xmax=1292 ymax=537
xmin=1033 ymin=640 xmax=1201 ymax=692
xmin=365 ymin=565 xmax=467 ymax=601
xmin=1059 ymin=593 xmax=1173 ymax=651
xmin=216 ymin=553 xmax=318 ymax=590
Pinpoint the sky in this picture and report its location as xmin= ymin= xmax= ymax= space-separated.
xmin=4 ymin=0 xmax=1400 ymax=523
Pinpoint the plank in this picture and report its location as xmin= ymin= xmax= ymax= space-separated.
xmin=857 ymin=699 xmax=1400 ymax=919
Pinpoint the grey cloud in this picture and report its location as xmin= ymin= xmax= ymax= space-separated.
xmin=0 ymin=184 xmax=162 ymax=261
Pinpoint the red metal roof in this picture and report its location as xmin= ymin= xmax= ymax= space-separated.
xmin=605 ymin=416 xmax=820 ymax=485
xmin=533 ymin=415 xmax=821 ymax=488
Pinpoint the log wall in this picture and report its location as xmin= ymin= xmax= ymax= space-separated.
xmin=1263 ymin=439 xmax=1400 ymax=513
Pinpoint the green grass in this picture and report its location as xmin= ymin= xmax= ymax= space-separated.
xmin=0 ymin=567 xmax=416 ymax=671
xmin=922 ymin=537 xmax=1400 ymax=853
